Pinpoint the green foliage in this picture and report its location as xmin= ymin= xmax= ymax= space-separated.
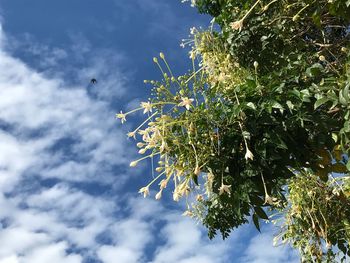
xmin=276 ymin=172 xmax=350 ymax=262
xmin=118 ymin=0 xmax=350 ymax=261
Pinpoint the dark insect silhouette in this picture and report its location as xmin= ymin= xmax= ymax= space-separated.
xmin=90 ymin=78 xmax=97 ymax=84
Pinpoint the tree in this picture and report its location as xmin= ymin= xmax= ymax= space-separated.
xmin=117 ymin=0 xmax=350 ymax=261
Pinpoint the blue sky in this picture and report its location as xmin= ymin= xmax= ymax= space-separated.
xmin=0 ymin=1 xmax=299 ymax=263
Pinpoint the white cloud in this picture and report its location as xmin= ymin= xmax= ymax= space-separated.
xmin=18 ymin=242 xmax=82 ymax=263
xmin=0 ymin=23 xmax=130 ymax=262
xmin=98 ymin=246 xmax=139 ymax=263
xmin=0 ymin=255 xmax=19 ymax=263
xmin=0 ymin=227 xmax=49 ymax=258
xmin=150 ymin=215 xmax=232 ymax=263
xmin=240 ymin=229 xmax=299 ymax=263
xmin=0 ymin=32 xmax=131 ymax=185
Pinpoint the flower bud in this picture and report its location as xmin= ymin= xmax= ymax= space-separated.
xmin=292 ymin=14 xmax=299 ymax=22
xmin=159 ymin=52 xmax=165 ymax=59
xmin=196 ymin=194 xmax=203 ymax=202
xmin=155 ymin=167 xmax=163 ymax=172
xmin=130 ymin=161 xmax=138 ymax=167
xmin=155 ymin=189 xmax=163 ymax=200
xmin=159 ymin=179 xmax=167 ymax=189
xmin=138 ymin=148 xmax=147 ymax=154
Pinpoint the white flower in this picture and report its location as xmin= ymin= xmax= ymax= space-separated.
xmin=140 ymin=102 xmax=153 ymax=114
xmin=264 ymin=194 xmax=278 ymax=205
xmin=190 ymin=27 xmax=196 ymax=35
xmin=159 ymin=140 xmax=168 ymax=153
xmin=218 ymin=73 xmax=227 ymax=82
xmin=219 ymin=184 xmax=231 ymax=195
xmin=189 ymin=51 xmax=196 ymax=59
xmin=138 ymin=186 xmax=149 ymax=198
xmin=182 ymin=210 xmax=193 ymax=217
xmin=230 ymin=19 xmax=244 ymax=32
xmin=173 ymin=191 xmax=180 ymax=202
xmin=245 ymin=148 xmax=254 ymax=161
xmin=155 ymin=189 xmax=163 ymax=200
xmin=178 ymin=97 xmax=194 ymax=110
xmin=116 ymin=111 xmax=126 ymax=123
xmin=127 ymin=131 xmax=136 ymax=139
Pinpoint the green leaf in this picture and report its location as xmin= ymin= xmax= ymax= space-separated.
xmin=346 ymin=160 xmax=350 ymax=172
xmin=271 ymin=101 xmax=284 ymax=113
xmin=314 ymin=97 xmax=329 ymax=109
xmin=331 ymin=133 xmax=338 ymax=143
xmin=246 ymin=102 xmax=256 ymax=110
xmin=192 ymin=174 xmax=199 ymax=185
xmin=306 ymin=63 xmax=323 ymax=78
xmin=253 ymin=206 xmax=269 ymax=220
xmin=312 ymin=11 xmax=321 ymax=28
xmin=286 ymin=100 xmax=294 ymax=111
xmin=252 ymin=213 xmax=261 ymax=232
xmin=330 ymin=163 xmax=347 ymax=174
xmin=342 ymin=84 xmax=349 ymax=102
xmin=249 ymin=195 xmax=264 ymax=206
xmin=339 ymin=89 xmax=348 ymax=106
xmin=289 ymin=89 xmax=300 ymax=98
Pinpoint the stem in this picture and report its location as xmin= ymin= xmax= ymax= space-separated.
xmin=293 ymin=3 xmax=310 ymax=19
xmin=133 ymin=111 xmax=159 ymax=133
xmin=146 ymin=170 xmax=166 ymax=187
xmin=134 ymin=152 xmax=161 ymax=163
xmin=185 ymin=67 xmax=203 ymax=84
xmin=155 ymin=61 xmax=166 ymax=77
xmin=162 ymin=58 xmax=175 ymax=78
xmin=191 ymin=143 xmax=199 ymax=169
xmin=241 ymin=0 xmax=262 ymax=21
xmin=261 ymin=0 xmax=278 ymax=13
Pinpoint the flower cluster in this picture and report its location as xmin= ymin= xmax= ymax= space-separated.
xmin=116 ymin=48 xmax=259 ymax=211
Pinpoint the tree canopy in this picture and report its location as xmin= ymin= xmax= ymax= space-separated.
xmin=117 ymin=0 xmax=350 ymax=261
